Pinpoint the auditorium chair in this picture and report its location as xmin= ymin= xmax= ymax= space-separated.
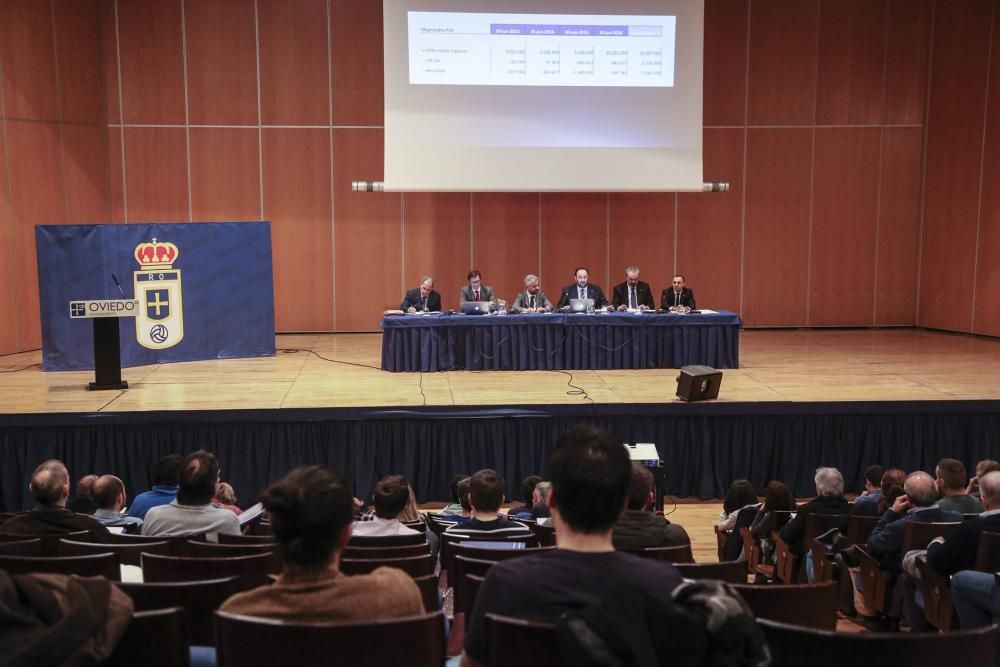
xmin=214 ymin=610 xmax=446 ymax=667
xmin=348 ymin=532 xmax=427 ymax=547
xmin=619 ymin=543 xmax=694 ymax=564
xmin=0 ymin=552 xmax=119 ymax=580
xmin=857 ymin=521 xmax=962 ymax=616
xmin=217 ymin=533 xmax=276 ymax=544
xmin=915 ymin=530 xmax=1000 ymax=632
xmin=105 ymin=532 xmax=207 ymax=556
xmin=185 ymin=540 xmax=280 ymax=559
xmin=845 ymin=514 xmax=879 ymax=546
xmin=483 ymin=613 xmax=559 ymax=667
xmin=340 ymin=554 xmax=435 ymax=577
xmin=0 ymin=538 xmax=41 ymax=557
xmin=441 ymin=533 xmax=539 ymax=589
xmin=732 ymin=582 xmax=837 ymax=630
xmin=715 ymin=525 xmax=730 ymax=561
xmin=343 ymin=543 xmax=430 ymax=560
xmin=782 ymin=513 xmax=848 ymax=584
xmin=0 ymin=529 xmax=91 ymax=556
xmin=115 ymin=576 xmax=242 ymax=647
xmin=453 ymin=548 xmax=556 ymax=616
xmin=58 ymin=537 xmax=172 ymax=566
xmin=674 ymin=560 xmax=747 ymax=584
xmin=105 ymin=607 xmax=190 ymax=667
xmin=757 ymin=618 xmax=998 ymax=667
xmin=142 ymin=552 xmax=275 ymax=589
xmin=411 ymin=573 xmax=442 ymax=612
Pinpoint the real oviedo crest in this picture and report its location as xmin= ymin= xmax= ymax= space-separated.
xmin=133 ymin=239 xmax=184 ymax=350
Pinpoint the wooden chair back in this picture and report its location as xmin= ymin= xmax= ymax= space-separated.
xmin=975 ymin=531 xmax=1000 ymax=571
xmin=342 ymin=543 xmax=430 ymax=560
xmin=348 ymin=532 xmax=426 ymax=547
xmin=0 ymin=538 xmax=42 ymax=557
xmin=802 ymin=513 xmax=848 ymax=547
xmin=739 ymin=527 xmax=764 ymax=577
xmin=773 ymin=535 xmax=798 ymax=584
xmin=411 ymin=573 xmax=441 ymax=612
xmin=217 ymin=533 xmax=277 ymax=544
xmin=58 ymin=537 xmax=172 ymax=566
xmin=214 ymin=610 xmax=446 ymax=667
xmin=732 ymin=582 xmax=837 ymax=630
xmin=141 ymin=552 xmax=276 ymax=588
xmin=914 ymin=557 xmax=957 ymax=632
xmin=808 ymin=538 xmax=836 ymax=584
xmin=758 ymin=618 xmax=997 ymax=667
xmin=674 ymin=560 xmax=747 ymax=584
xmin=454 ymin=556 xmax=497 ymax=616
xmin=185 ymin=540 xmax=280 ymax=558
xmin=105 ymin=607 xmax=190 ymax=667
xmin=0 ymin=530 xmax=91 ymax=556
xmin=855 ymin=546 xmax=890 ymax=613
xmin=845 ymin=514 xmax=879 ymax=545
xmin=619 ymin=543 xmax=694 ymax=564
xmin=0 ymin=552 xmax=119 ymax=580
xmin=339 ymin=554 xmax=435 ymax=578
xmin=483 ymin=613 xmax=559 ymax=667
xmin=901 ymin=522 xmax=962 ymax=552
xmin=105 ymin=533 xmax=206 ymax=556
xmin=116 ymin=576 xmax=242 ymax=646
xmin=528 ymin=522 xmax=556 ymax=547
xmin=715 ymin=525 xmax=730 ymax=562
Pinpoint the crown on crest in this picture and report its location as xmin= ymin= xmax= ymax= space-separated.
xmin=134 ymin=238 xmax=179 ymax=269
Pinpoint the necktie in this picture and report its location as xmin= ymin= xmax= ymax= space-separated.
xmin=422 ymin=295 xmax=428 ymax=311
xmin=675 ymin=291 xmax=680 ymax=307
xmin=474 ymin=290 xmax=480 ymax=302
xmin=579 ymin=287 xmax=585 ymax=300
xmin=529 ymin=295 xmax=535 ymax=309
xmin=629 ymin=286 xmax=637 ymax=309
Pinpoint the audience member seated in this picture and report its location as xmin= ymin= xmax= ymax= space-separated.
xmin=66 ymin=473 xmax=98 ymax=514
xmin=142 ymin=450 xmax=240 ymax=542
xmin=220 ymin=465 xmax=423 ymax=621
xmin=128 ymin=454 xmax=184 ymax=520
xmin=396 ymin=483 xmax=424 ymax=524
xmin=749 ymin=480 xmax=795 ymax=562
xmin=950 ymin=570 xmax=1000 ymax=628
xmin=850 ymin=465 xmax=884 ymax=513
xmin=213 ymin=482 xmax=243 ymax=516
xmin=927 ymin=470 xmax=1000 ymax=576
xmin=91 ymin=474 xmax=143 ymax=530
xmin=612 ymin=463 xmax=690 ymax=550
xmin=444 ymin=470 xmax=533 ymax=540
xmin=718 ymin=479 xmax=759 ymax=532
xmin=852 ymin=467 xmax=906 ymax=517
xmin=967 ymin=459 xmax=1000 ymax=500
xmin=441 ymin=475 xmax=469 ymax=516
xmin=779 ymin=467 xmax=849 ymax=556
xmin=506 ymin=475 xmax=541 ymax=516
xmin=3 ymin=460 xmax=110 ymax=541
xmin=934 ymin=458 xmax=984 ymax=514
xmin=866 ymin=471 xmax=962 ymax=573
xmin=510 ymin=481 xmax=551 ymax=521
xmin=352 ymin=475 xmax=440 ymax=560
xmin=460 ymin=426 xmax=684 ymax=667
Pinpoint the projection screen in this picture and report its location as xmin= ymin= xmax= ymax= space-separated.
xmin=383 ymin=0 xmax=704 ymax=192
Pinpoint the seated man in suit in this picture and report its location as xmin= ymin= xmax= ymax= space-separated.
xmin=661 ymin=274 xmax=697 ymax=312
xmin=866 ymin=471 xmax=962 ymax=573
xmin=611 ymin=265 xmax=655 ymax=311
xmin=2 ymin=459 xmax=111 ymax=542
xmin=612 ymin=463 xmax=690 ymax=549
xmin=778 ymin=467 xmax=849 ymax=556
xmin=511 ymin=274 xmax=552 ymax=313
xmin=927 ymin=470 xmax=1000 ymax=576
xmin=556 ymin=267 xmax=609 ymax=310
xmin=400 ymin=276 xmax=441 ymax=313
xmin=459 ymin=270 xmax=495 ymax=309
xmin=460 ymin=426 xmax=683 ymax=667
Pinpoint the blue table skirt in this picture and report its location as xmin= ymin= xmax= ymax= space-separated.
xmin=380 ymin=311 xmax=743 ymax=372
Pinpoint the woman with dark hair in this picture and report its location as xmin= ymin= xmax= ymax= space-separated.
xmin=748 ymin=481 xmax=795 ymax=562
xmin=220 ymin=465 xmax=423 ymax=622
xmin=852 ymin=468 xmax=906 ymax=517
xmin=718 ymin=480 xmax=759 ymax=531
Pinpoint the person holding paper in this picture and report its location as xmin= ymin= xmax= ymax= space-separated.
xmin=611 ymin=266 xmax=654 ymax=311
xmin=400 ymin=276 xmax=441 ymax=313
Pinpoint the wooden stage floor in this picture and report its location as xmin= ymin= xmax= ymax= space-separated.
xmin=3 ymin=328 xmax=1000 ymax=414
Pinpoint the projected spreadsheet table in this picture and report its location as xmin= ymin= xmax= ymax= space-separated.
xmin=408 ymin=12 xmax=676 ymax=87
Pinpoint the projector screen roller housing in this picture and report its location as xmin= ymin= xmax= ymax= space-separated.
xmin=384 ymin=0 xmax=704 ymax=192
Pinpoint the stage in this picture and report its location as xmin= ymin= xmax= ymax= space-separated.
xmin=2 ymin=328 xmax=1000 ymax=512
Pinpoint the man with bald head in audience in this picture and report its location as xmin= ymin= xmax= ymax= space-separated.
xmin=142 ymin=450 xmax=240 ymax=542
xmin=92 ymin=475 xmax=144 ymax=530
xmin=866 ymin=471 xmax=962 ymax=573
xmin=2 ymin=459 xmax=110 ymax=541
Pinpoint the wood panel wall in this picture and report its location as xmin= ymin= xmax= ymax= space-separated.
xmin=2 ymin=0 xmax=999 ymax=352
xmin=0 ymin=0 xmax=109 ymax=355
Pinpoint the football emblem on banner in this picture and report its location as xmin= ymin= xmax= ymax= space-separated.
xmin=133 ymin=238 xmax=184 ymax=350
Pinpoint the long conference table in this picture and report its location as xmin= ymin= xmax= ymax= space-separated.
xmin=380 ymin=310 xmax=742 ymax=372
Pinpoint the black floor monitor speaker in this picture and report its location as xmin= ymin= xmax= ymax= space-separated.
xmin=676 ymin=365 xmax=723 ymax=402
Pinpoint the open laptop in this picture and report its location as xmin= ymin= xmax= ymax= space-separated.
xmin=462 ymin=302 xmax=490 ymax=315
xmin=568 ymin=298 xmax=594 ymax=313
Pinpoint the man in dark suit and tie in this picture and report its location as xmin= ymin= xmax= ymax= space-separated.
xmin=611 ymin=266 xmax=655 ymax=311
xmin=556 ymin=267 xmax=608 ymax=310
xmin=660 ymin=274 xmax=697 ymax=311
xmin=400 ymin=276 xmax=441 ymax=313
xmin=459 ymin=270 xmax=496 ymax=309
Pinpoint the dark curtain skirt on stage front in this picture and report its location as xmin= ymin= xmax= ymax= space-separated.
xmin=380 ymin=311 xmax=742 ymax=371
xmin=2 ymin=401 xmax=998 ymax=512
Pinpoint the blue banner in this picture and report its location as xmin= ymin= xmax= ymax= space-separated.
xmin=37 ymin=222 xmax=276 ymax=371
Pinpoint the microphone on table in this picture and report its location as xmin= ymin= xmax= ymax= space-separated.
xmin=111 ymin=274 xmax=127 ymax=298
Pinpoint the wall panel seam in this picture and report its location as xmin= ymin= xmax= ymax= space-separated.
xmin=180 ymin=0 xmax=193 ymax=222
xmin=872 ymin=0 xmax=892 ymax=325
xmin=113 ymin=0 xmax=128 ymax=223
xmin=0 ymin=28 xmax=21 ymax=349
xmin=327 ymin=0 xmax=336 ymax=329
xmin=970 ymin=1 xmax=996 ymax=332
xmin=738 ymin=0 xmax=752 ymax=320
xmin=914 ymin=0 xmax=937 ymax=325
xmin=50 ymin=0 xmax=69 ymax=225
